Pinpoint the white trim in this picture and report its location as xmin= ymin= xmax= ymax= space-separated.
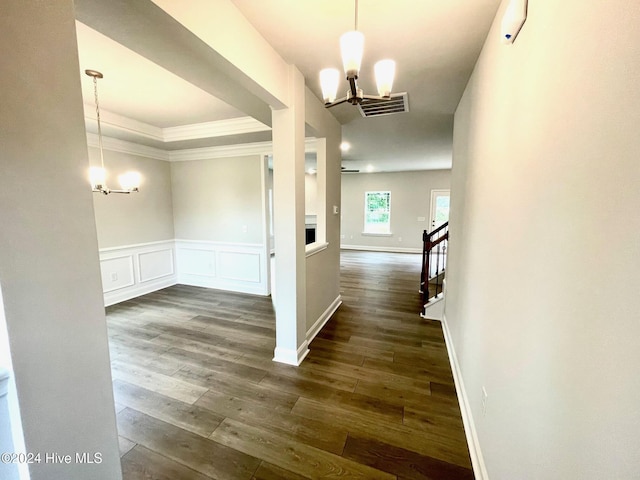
xmin=361 ymin=232 xmax=393 ymax=236
xmin=84 ymin=105 xmax=163 ymax=142
xmin=441 ymin=313 xmax=489 ymax=480
xmin=99 ymin=239 xmax=176 ymax=253
xmin=273 ymin=341 xmax=310 ymax=366
xmin=104 ymin=275 xmax=176 ymax=307
xmin=174 ymin=239 xmax=263 ymax=248
xmin=340 ymin=245 xmax=422 ymax=254
xmin=169 ymin=142 xmax=274 ymax=161
xmin=163 ymin=117 xmax=270 ymax=142
xmin=305 ymin=242 xmax=329 ymax=257
xmin=306 ymin=295 xmax=342 ymax=344
xmin=86 ymin=133 xmax=170 ymax=161
xmin=168 ymin=138 xmax=320 ymax=162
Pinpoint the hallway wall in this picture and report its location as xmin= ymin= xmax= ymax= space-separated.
xmin=446 ymin=0 xmax=640 ymax=478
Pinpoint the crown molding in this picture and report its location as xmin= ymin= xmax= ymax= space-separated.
xmin=84 ymin=106 xmax=271 ymax=144
xmin=86 ymin=133 xmax=170 ymax=161
xmin=168 ymin=141 xmax=274 ymax=161
xmin=84 ymin=105 xmax=164 ymax=141
xmin=163 ymin=117 xmax=270 ymax=142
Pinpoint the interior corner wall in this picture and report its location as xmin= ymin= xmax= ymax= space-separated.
xmin=445 ymin=1 xmax=640 ymax=478
xmin=90 ymin=148 xmax=175 ymax=249
xmin=171 ymin=155 xmax=268 ymax=295
xmin=340 ymin=170 xmax=451 ymax=252
xmin=0 ymin=1 xmax=122 ymax=478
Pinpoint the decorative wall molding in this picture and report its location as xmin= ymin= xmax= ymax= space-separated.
xmin=306 ymin=295 xmax=342 ymax=344
xmin=441 ymin=313 xmax=489 ymax=480
xmin=175 ymin=240 xmax=269 ymax=296
xmin=99 ymin=241 xmax=177 ymax=307
xmin=340 ymin=244 xmax=422 ymax=254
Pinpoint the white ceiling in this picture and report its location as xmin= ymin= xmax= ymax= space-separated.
xmin=75 ymin=0 xmax=501 ymax=171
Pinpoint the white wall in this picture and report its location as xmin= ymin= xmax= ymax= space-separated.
xmin=90 ymin=148 xmax=175 ymax=249
xmin=0 ymin=2 xmax=122 ymax=478
xmin=171 ymin=155 xmax=263 ymax=244
xmin=341 ymin=170 xmax=451 ymax=252
xmin=446 ymin=1 xmax=640 ymax=478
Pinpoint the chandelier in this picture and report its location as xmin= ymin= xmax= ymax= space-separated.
xmin=319 ymin=0 xmax=396 ymax=107
xmin=85 ymin=69 xmax=141 ymax=195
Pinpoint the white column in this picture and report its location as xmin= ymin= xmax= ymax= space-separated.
xmin=272 ymin=65 xmax=309 ymax=365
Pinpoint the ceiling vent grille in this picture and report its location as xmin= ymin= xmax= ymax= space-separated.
xmin=358 ymin=92 xmax=409 ymax=118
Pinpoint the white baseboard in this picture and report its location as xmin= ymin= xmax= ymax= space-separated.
xmin=99 ymin=241 xmax=177 ymax=307
xmin=441 ymin=313 xmax=489 ymax=480
xmin=340 ymin=244 xmax=422 ymax=254
xmin=273 ymin=341 xmax=310 ymax=366
xmin=306 ymin=295 xmax=342 ymax=344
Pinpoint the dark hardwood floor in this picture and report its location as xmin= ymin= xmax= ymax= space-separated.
xmin=107 ymin=250 xmax=473 ymax=480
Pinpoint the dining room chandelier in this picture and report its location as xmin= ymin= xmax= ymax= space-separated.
xmin=319 ymin=0 xmax=396 ymax=107
xmin=85 ymin=69 xmax=141 ymax=195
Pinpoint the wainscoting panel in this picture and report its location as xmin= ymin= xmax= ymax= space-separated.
xmin=99 ymin=241 xmax=177 ymax=307
xmin=218 ymin=251 xmax=261 ymax=283
xmin=176 ymin=240 xmax=268 ymax=296
xmin=100 ymin=255 xmax=135 ymax=294
xmin=139 ymin=248 xmax=175 ymax=283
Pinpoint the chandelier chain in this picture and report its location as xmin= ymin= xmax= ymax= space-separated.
xmin=92 ymin=75 xmax=105 ymax=171
xmin=354 ymin=0 xmax=359 ymax=31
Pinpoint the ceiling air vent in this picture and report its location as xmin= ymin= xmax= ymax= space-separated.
xmin=357 ymin=92 xmax=409 ymax=118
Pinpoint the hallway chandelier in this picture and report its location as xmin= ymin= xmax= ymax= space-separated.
xmin=319 ymin=0 xmax=396 ymax=107
xmin=85 ymin=69 xmax=141 ymax=195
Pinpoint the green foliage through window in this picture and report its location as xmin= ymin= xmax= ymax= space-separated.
xmin=364 ymin=191 xmax=391 ymax=233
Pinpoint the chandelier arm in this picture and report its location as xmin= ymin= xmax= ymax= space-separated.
xmin=325 ymin=97 xmax=349 ymax=108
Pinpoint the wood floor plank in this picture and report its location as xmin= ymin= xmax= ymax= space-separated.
xmin=251 ymin=462 xmax=310 ymax=480
xmin=342 ymin=434 xmax=474 ymax=480
xmin=118 ymin=436 xmax=136 ymax=458
xmin=291 ymin=397 xmax=471 ymax=468
xmin=111 ymin=362 xmax=208 ymax=405
xmin=121 ymin=445 xmax=212 ymax=480
xmin=117 ymin=408 xmax=261 ymax=480
xmin=113 ymin=379 xmax=223 ymax=437
xmin=173 ymin=364 xmax=299 ymax=413
xmin=210 ymin=418 xmax=395 ymax=480
xmin=196 ymin=391 xmax=348 ymax=455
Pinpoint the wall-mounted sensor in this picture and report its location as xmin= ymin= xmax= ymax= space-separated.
xmin=501 ymin=0 xmax=528 ymax=44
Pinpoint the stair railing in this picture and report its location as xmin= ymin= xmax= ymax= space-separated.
xmin=420 ymin=222 xmax=449 ymax=313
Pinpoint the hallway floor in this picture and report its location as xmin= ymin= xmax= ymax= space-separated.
xmin=106 ymin=250 xmax=473 ymax=479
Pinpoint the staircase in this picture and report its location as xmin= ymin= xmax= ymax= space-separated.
xmin=420 ymin=222 xmax=448 ymax=318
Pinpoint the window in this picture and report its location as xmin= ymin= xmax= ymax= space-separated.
xmin=364 ymin=191 xmax=391 ymax=234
